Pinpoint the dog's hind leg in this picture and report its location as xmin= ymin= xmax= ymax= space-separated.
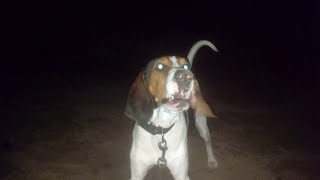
xmin=195 ymin=115 xmax=218 ymax=170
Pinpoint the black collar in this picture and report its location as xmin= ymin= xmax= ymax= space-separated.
xmin=137 ymin=121 xmax=175 ymax=135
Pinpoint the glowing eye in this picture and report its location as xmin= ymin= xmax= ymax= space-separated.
xmin=183 ymin=65 xmax=189 ymax=70
xmin=157 ymin=64 xmax=163 ymax=70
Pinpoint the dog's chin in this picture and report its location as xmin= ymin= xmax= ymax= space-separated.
xmin=162 ymin=96 xmax=190 ymax=112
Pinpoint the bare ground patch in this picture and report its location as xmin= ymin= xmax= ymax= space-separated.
xmin=1 ymin=78 xmax=319 ymax=180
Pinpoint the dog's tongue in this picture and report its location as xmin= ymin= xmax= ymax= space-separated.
xmin=167 ymin=96 xmax=180 ymax=105
xmin=169 ymin=96 xmax=174 ymax=103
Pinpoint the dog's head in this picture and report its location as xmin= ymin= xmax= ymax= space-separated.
xmin=124 ymin=56 xmax=215 ymax=123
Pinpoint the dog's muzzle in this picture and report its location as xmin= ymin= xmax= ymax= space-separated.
xmin=163 ymin=69 xmax=194 ymax=111
xmin=174 ymin=69 xmax=193 ymax=93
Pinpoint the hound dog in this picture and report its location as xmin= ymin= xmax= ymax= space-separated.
xmin=125 ymin=40 xmax=218 ymax=180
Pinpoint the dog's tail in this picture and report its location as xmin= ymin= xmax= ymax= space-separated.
xmin=187 ymin=40 xmax=218 ymax=66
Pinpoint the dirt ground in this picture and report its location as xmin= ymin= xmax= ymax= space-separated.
xmin=1 ymin=73 xmax=319 ymax=180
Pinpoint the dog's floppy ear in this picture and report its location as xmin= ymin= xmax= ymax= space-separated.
xmin=191 ymin=80 xmax=216 ymax=118
xmin=124 ymin=72 xmax=154 ymax=123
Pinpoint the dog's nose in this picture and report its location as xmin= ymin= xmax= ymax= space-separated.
xmin=174 ymin=70 xmax=193 ymax=83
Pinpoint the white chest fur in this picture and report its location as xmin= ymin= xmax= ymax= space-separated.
xmin=130 ymin=108 xmax=188 ymax=167
xmin=149 ymin=107 xmax=183 ymax=128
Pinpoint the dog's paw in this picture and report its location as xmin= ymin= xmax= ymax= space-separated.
xmin=208 ymin=160 xmax=218 ymax=171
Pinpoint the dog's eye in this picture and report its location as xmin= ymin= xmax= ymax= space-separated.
xmin=183 ymin=64 xmax=189 ymax=70
xmin=156 ymin=63 xmax=166 ymax=70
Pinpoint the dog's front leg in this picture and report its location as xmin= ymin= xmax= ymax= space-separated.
xmin=129 ymin=125 xmax=153 ymax=180
xmin=167 ymin=148 xmax=190 ymax=180
xmin=195 ymin=115 xmax=218 ymax=170
xmin=129 ymin=154 xmax=150 ymax=180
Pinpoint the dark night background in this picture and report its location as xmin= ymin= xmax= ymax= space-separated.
xmin=1 ymin=0 xmax=320 ymax=179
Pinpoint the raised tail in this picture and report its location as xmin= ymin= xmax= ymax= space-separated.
xmin=187 ymin=40 xmax=218 ymax=66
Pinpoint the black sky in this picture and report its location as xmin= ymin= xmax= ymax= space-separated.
xmin=7 ymin=1 xmax=317 ymax=72
xmin=2 ymin=1 xmax=319 ymax=129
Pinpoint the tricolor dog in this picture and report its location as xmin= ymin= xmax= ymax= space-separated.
xmin=125 ymin=40 xmax=218 ymax=180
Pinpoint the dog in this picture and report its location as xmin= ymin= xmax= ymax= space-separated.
xmin=125 ymin=40 xmax=218 ymax=180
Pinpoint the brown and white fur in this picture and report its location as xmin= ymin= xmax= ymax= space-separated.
xmin=125 ymin=40 xmax=218 ymax=180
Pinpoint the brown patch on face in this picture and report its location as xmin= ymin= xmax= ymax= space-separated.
xmin=148 ymin=57 xmax=173 ymax=105
xmin=191 ymin=80 xmax=216 ymax=118
xmin=176 ymin=57 xmax=190 ymax=67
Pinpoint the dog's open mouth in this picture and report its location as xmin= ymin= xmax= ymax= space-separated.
xmin=162 ymin=94 xmax=190 ymax=110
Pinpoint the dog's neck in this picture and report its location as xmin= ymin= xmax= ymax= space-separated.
xmin=149 ymin=106 xmax=184 ymax=128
